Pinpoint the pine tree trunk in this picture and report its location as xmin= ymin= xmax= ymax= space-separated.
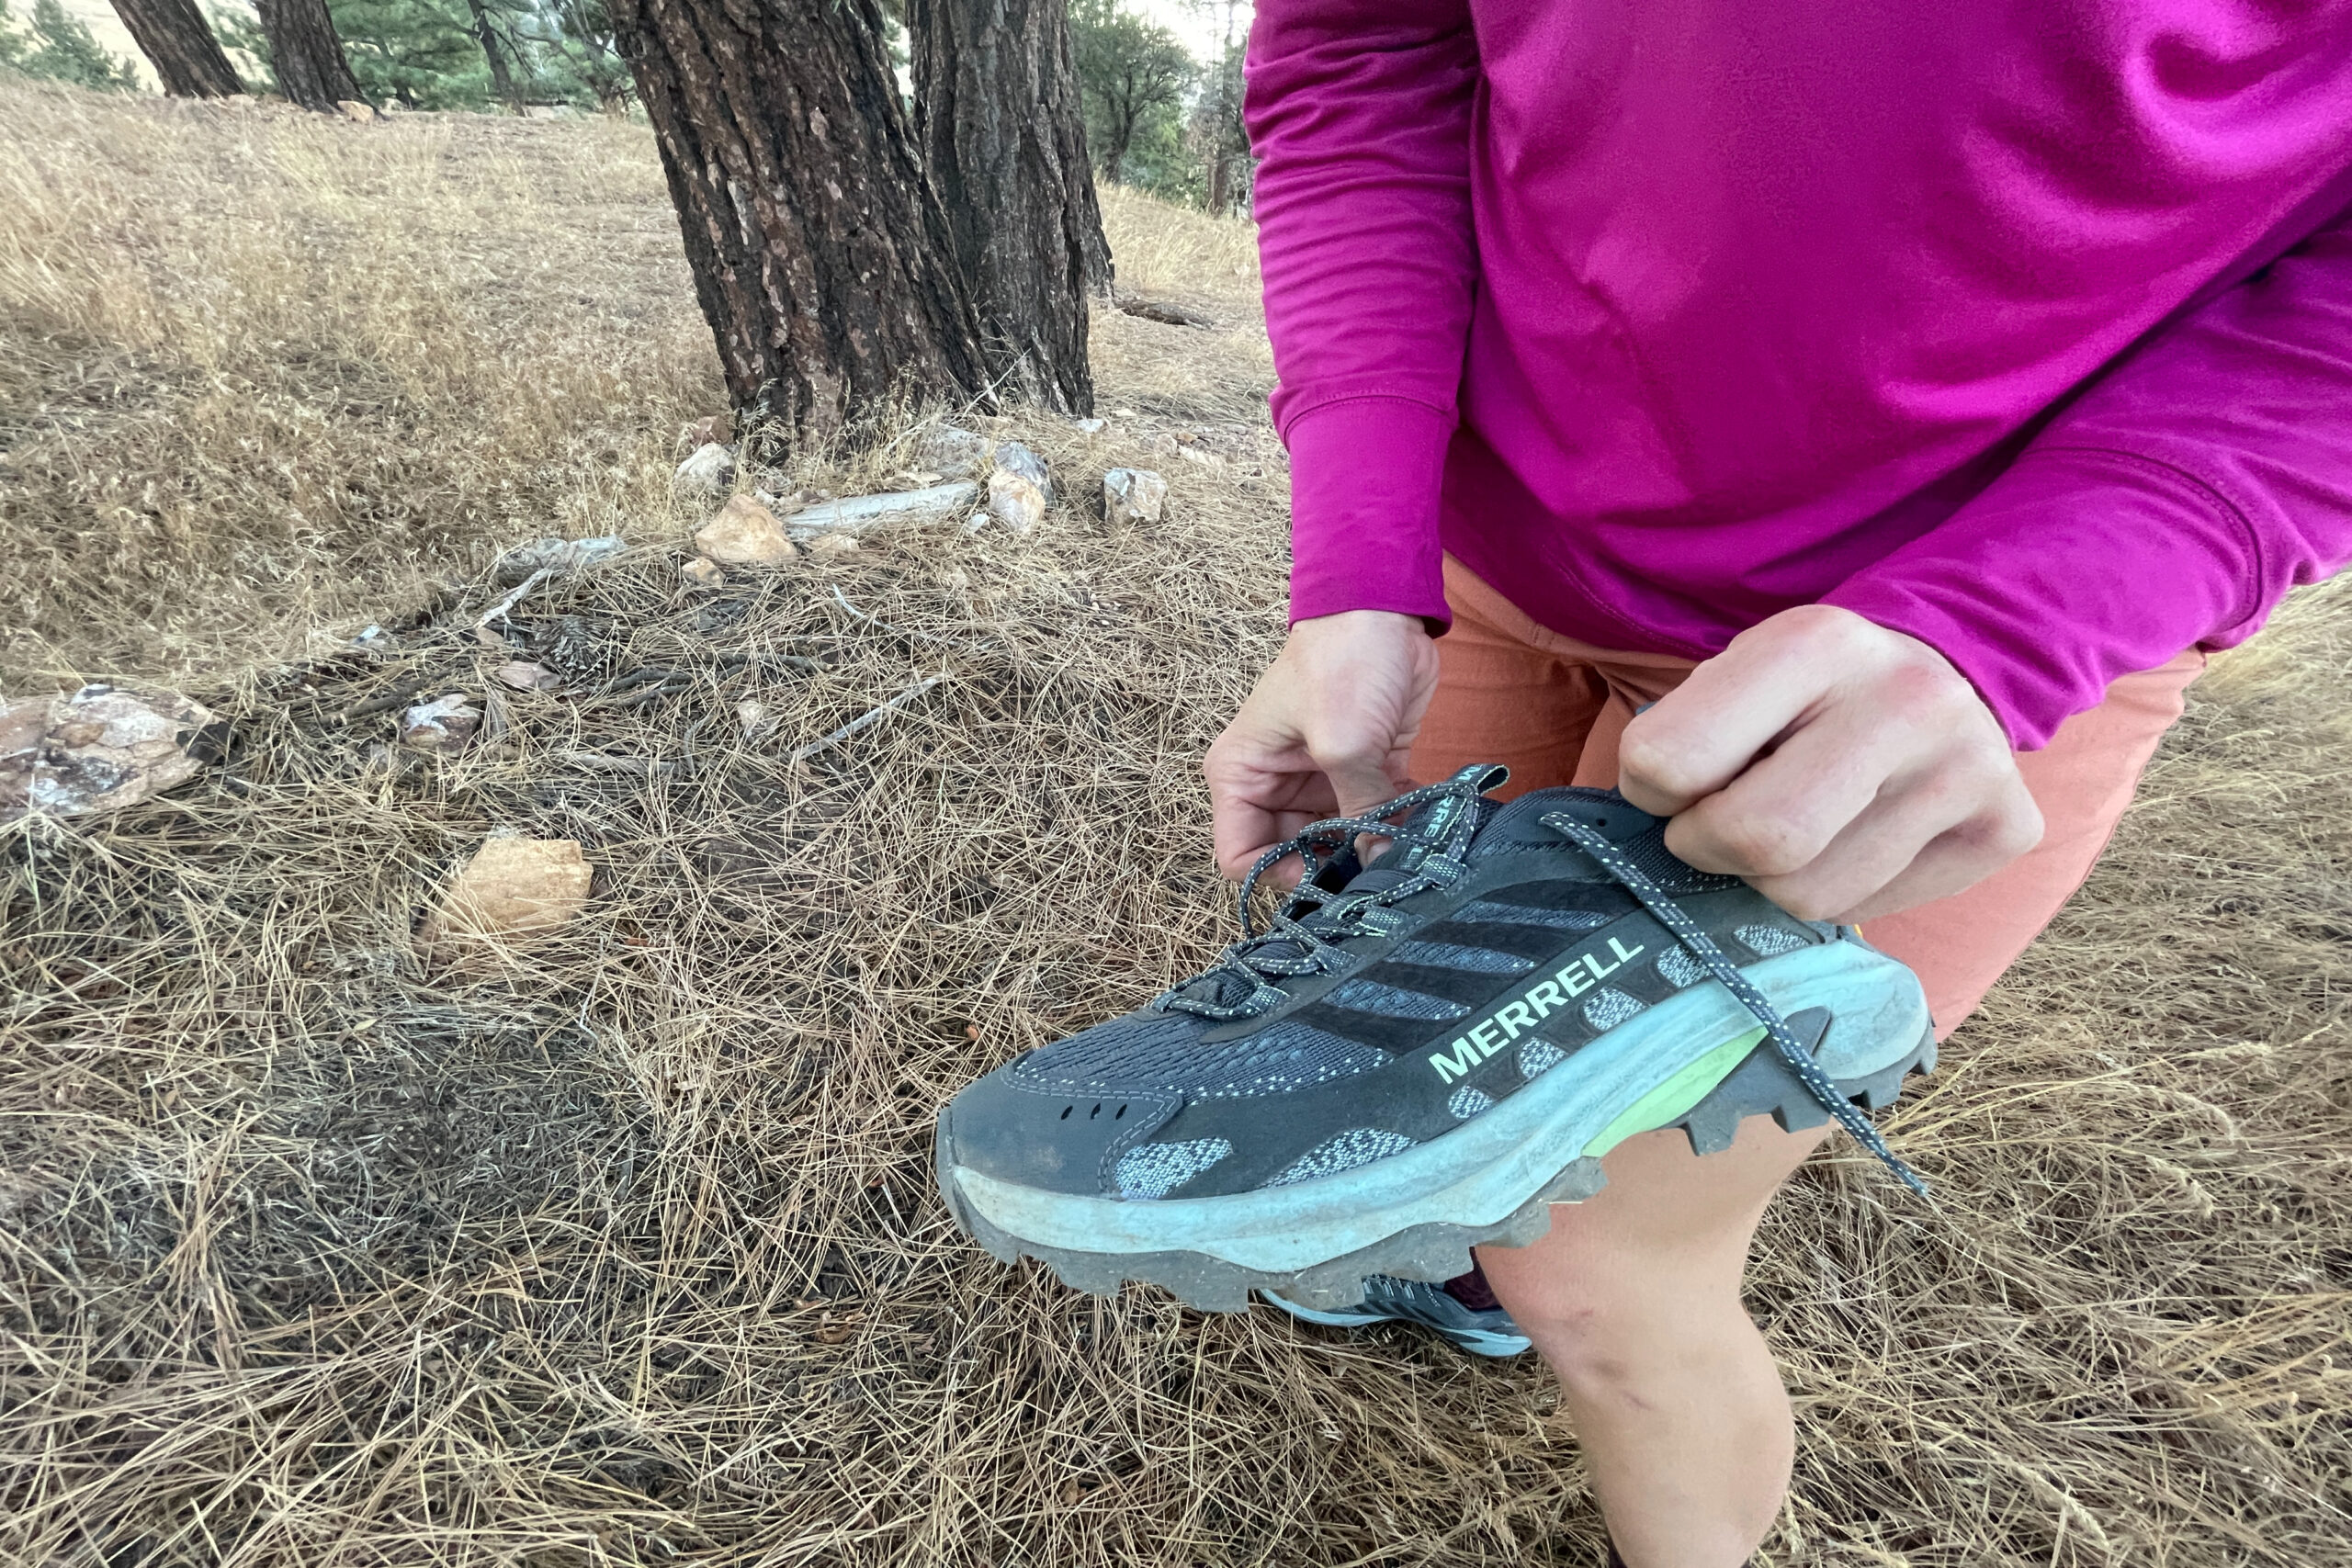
xmin=108 ymin=0 xmax=241 ymax=96
xmin=908 ymin=0 xmax=1108 ymax=415
xmin=255 ymin=0 xmax=366 ymax=110
xmin=608 ymin=0 xmax=992 ymax=453
xmin=463 ymin=0 xmax=522 ymax=110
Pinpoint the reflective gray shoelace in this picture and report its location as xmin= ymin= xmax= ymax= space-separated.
xmin=1543 ymin=812 xmax=1930 ymax=1198
xmin=1159 ymin=772 xmax=1501 ymax=1021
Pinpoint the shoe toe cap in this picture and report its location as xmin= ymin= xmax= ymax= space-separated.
xmin=940 ymin=1066 xmax=1183 ymax=1198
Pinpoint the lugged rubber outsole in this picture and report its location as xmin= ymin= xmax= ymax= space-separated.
xmin=938 ymin=1020 xmax=1938 ymax=1313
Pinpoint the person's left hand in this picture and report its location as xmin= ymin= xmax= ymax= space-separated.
xmin=1615 ymin=604 xmax=2043 ymax=923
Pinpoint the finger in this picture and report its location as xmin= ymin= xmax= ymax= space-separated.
xmin=1747 ymin=772 xmax=2040 ymax=922
xmin=1660 ymin=707 xmax=1911 ymax=878
xmin=1827 ymin=789 xmax=2044 ymax=923
xmin=1210 ymin=771 xmax=1339 ymax=881
xmin=1315 ymin=741 xmax=1411 ymax=820
xmin=1616 ymin=621 xmax=1845 ymax=817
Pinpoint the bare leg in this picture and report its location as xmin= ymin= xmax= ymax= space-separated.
xmin=1476 ymin=1118 xmax=1831 ymax=1568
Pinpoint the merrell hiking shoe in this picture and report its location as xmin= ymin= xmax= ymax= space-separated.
xmin=1265 ymin=1271 xmax=1532 ymax=1359
xmin=934 ymin=764 xmax=1936 ymax=1312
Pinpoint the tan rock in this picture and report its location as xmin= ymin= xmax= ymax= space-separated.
xmin=986 ymin=441 xmax=1053 ymax=533
xmin=417 ymin=836 xmax=593 ymax=966
xmin=493 ymin=660 xmax=562 ymax=694
xmin=1102 ymin=468 xmax=1168 ymax=525
xmin=1 ymin=685 xmax=220 ymax=822
xmin=337 ymin=100 xmax=378 ymax=123
xmin=695 ymin=494 xmax=799 ymax=565
xmin=681 ymin=556 xmax=726 ymax=587
xmin=683 ymin=412 xmax=733 ymax=448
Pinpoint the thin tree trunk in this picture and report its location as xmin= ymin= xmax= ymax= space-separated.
xmin=607 ymin=0 xmax=992 ymax=453
xmin=255 ymin=0 xmax=366 ymax=111
xmin=108 ymin=0 xmax=241 ymax=96
xmin=908 ymin=0 xmax=1109 ymax=415
xmin=462 ymin=0 xmax=522 ymax=110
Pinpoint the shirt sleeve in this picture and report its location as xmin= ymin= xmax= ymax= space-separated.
xmin=1825 ymin=197 xmax=2352 ymax=750
xmin=1244 ymin=0 xmax=1480 ymax=628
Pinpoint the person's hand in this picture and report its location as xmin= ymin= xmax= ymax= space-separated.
xmin=1205 ymin=610 xmax=1442 ymax=883
xmin=1618 ymin=604 xmax=2041 ymax=924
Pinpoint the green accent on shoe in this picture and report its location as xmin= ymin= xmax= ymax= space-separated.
xmin=1581 ymin=1025 xmax=1767 ymax=1157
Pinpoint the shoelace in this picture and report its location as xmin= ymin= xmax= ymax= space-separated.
xmin=1542 ymin=811 xmax=1930 ymax=1198
xmin=1159 ymin=770 xmax=1504 ymax=1021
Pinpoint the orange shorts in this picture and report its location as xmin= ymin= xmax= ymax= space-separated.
xmin=1412 ymin=557 xmax=2206 ymax=1038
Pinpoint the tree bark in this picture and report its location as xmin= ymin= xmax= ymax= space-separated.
xmin=607 ymin=0 xmax=992 ymax=454
xmin=255 ymin=0 xmax=366 ymax=111
xmin=108 ymin=0 xmax=241 ymax=96
xmin=463 ymin=0 xmax=522 ymax=111
xmin=908 ymin=0 xmax=1109 ymax=415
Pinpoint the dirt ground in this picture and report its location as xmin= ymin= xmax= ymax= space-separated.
xmin=3 ymin=78 xmax=2348 ymax=1568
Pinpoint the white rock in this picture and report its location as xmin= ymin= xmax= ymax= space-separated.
xmin=400 ymin=694 xmax=481 ymax=753
xmin=673 ymin=442 xmax=737 ymax=496
xmin=986 ymin=441 xmax=1053 ymax=533
xmin=681 ymin=556 xmax=726 ymax=588
xmin=736 ymin=698 xmax=774 ymax=738
xmin=493 ymin=535 xmax=625 ymax=585
xmin=1102 ymin=468 xmax=1169 ymax=525
xmin=1 ymin=685 xmax=220 ymax=823
xmin=1071 ymin=417 xmax=1106 ymax=434
xmin=694 ymin=494 xmax=799 ymax=565
xmin=786 ymin=481 xmax=978 ymax=538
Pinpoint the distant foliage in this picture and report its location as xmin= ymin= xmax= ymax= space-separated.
xmin=307 ymin=0 xmax=627 ymax=111
xmin=1068 ymin=0 xmax=1192 ymax=195
xmin=1 ymin=0 xmax=142 ymax=90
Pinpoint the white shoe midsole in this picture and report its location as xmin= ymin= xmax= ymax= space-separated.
xmin=949 ymin=942 xmax=1928 ymax=1274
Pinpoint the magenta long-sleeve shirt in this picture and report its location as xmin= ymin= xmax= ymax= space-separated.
xmin=1244 ymin=1 xmax=2352 ymax=747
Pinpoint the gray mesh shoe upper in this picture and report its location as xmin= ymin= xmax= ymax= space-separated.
xmin=942 ymin=765 xmax=1921 ymax=1206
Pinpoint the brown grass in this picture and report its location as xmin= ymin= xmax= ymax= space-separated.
xmin=4 ymin=77 xmax=2349 ymax=1568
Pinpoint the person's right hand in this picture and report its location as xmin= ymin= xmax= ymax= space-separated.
xmin=1204 ymin=609 xmax=1442 ymax=883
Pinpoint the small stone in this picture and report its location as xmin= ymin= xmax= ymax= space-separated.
xmin=349 ymin=624 xmax=395 ymax=651
xmin=673 ymin=442 xmax=737 ymax=497
xmin=683 ymin=412 xmax=734 ymax=448
xmin=493 ymin=660 xmax=561 ymax=694
xmin=1071 ymin=417 xmax=1106 ymax=434
xmin=1102 ymin=468 xmax=1169 ymax=525
xmin=492 ymin=535 xmax=625 ymax=586
xmin=681 ymin=556 xmax=726 ymax=587
xmin=987 ymin=441 xmax=1053 ymax=533
xmin=337 ymin=99 xmax=377 ymax=122
xmin=400 ymin=693 xmax=481 ymax=753
xmin=736 ymin=698 xmax=773 ymax=738
xmin=417 ymin=836 xmax=593 ymax=966
xmin=806 ymin=532 xmax=861 ymax=558
xmin=1 ymin=685 xmax=221 ymax=822
xmin=694 ymin=494 xmax=799 ymax=565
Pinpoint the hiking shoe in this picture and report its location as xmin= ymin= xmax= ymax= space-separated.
xmin=1264 ymin=1272 xmax=1532 ymax=1359
xmin=934 ymin=764 xmax=1936 ymax=1313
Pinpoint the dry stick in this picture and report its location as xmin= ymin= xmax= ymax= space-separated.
xmin=788 ymin=674 xmax=947 ymax=764
xmin=476 ymin=568 xmax=552 ymax=635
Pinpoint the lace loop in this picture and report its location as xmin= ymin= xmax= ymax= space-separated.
xmin=1161 ymin=769 xmax=1504 ymax=1021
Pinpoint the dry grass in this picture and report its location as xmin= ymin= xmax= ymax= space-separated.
xmin=3 ymin=77 xmax=2348 ymax=1568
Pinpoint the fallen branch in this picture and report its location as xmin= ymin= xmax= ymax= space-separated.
xmin=788 ymin=674 xmax=947 ymax=764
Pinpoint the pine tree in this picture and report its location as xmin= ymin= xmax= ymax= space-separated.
xmin=6 ymin=0 xmax=143 ymax=87
xmin=108 ymin=0 xmax=243 ymax=94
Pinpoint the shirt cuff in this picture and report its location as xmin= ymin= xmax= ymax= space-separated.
xmin=1282 ymin=395 xmax=1456 ymax=627
xmin=1821 ymin=446 xmax=2251 ymax=750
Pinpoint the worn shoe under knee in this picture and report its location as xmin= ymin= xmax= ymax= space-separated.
xmin=933 ymin=765 xmax=1936 ymax=1312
